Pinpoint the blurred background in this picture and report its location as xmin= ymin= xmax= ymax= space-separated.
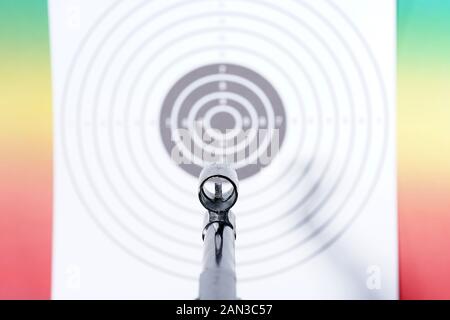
xmin=0 ymin=0 xmax=449 ymax=299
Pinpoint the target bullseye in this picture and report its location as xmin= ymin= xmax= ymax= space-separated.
xmin=202 ymin=105 xmax=243 ymax=141
xmin=160 ymin=63 xmax=286 ymax=179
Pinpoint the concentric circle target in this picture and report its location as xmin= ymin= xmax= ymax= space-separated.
xmin=159 ymin=63 xmax=286 ymax=179
xmin=59 ymin=0 xmax=390 ymax=282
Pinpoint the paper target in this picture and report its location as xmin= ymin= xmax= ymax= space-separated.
xmin=55 ymin=0 xmax=393 ymax=286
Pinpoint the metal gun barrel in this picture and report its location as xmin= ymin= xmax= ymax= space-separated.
xmin=198 ymin=163 xmax=238 ymax=300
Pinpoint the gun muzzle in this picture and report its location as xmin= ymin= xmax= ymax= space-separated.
xmin=198 ymin=163 xmax=238 ymax=300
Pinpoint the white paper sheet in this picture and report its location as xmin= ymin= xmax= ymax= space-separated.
xmin=50 ymin=0 xmax=398 ymax=299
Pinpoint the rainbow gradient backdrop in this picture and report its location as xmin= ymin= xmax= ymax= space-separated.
xmin=0 ymin=0 xmax=449 ymax=299
xmin=398 ymin=0 xmax=450 ymax=299
xmin=0 ymin=0 xmax=52 ymax=299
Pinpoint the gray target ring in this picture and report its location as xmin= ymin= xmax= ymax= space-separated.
xmin=159 ymin=63 xmax=286 ymax=179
